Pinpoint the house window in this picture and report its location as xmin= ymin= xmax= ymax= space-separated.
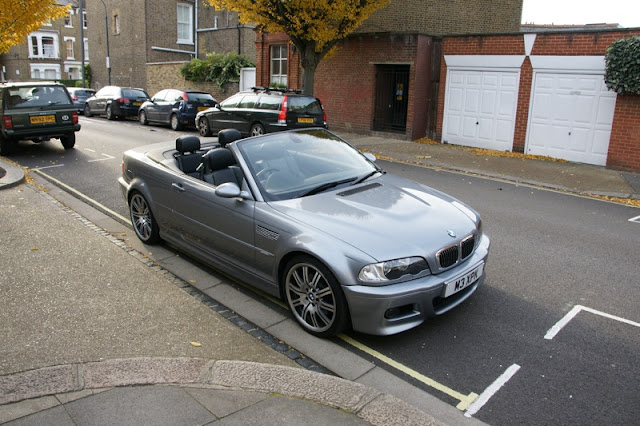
xmin=113 ymin=14 xmax=120 ymax=34
xmin=82 ymin=10 xmax=87 ymax=29
xmin=65 ymin=10 xmax=73 ymax=27
xmin=65 ymin=37 xmax=75 ymax=59
xmin=29 ymin=32 xmax=59 ymax=59
xmin=270 ymin=45 xmax=288 ymax=86
xmin=177 ymin=3 xmax=193 ymax=44
xmin=30 ymin=64 xmax=61 ymax=80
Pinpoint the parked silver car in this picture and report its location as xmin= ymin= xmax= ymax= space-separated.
xmin=118 ymin=128 xmax=490 ymax=337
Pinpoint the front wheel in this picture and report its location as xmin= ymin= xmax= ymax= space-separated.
xmin=129 ymin=192 xmax=160 ymax=244
xmin=250 ymin=123 xmax=265 ymax=137
xmin=139 ymin=110 xmax=148 ymax=125
xmin=283 ymin=255 xmax=348 ymax=338
xmin=84 ymin=104 xmax=92 ymax=117
xmin=198 ymin=117 xmax=211 ymax=137
xmin=60 ymin=133 xmax=75 ymax=149
xmin=170 ymin=113 xmax=182 ymax=131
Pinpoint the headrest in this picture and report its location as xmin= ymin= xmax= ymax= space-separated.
xmin=204 ymin=148 xmax=236 ymax=171
xmin=176 ymin=135 xmax=200 ymax=153
xmin=218 ymin=128 xmax=242 ymax=147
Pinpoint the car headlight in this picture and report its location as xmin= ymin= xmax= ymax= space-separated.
xmin=359 ymin=257 xmax=430 ymax=284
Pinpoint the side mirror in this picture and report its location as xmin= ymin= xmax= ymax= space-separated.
xmin=364 ymin=153 xmax=377 ymax=163
xmin=215 ymin=182 xmax=250 ymax=200
xmin=215 ymin=102 xmax=222 ymax=110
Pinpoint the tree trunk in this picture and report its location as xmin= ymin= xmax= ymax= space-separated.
xmin=299 ymin=43 xmax=321 ymax=95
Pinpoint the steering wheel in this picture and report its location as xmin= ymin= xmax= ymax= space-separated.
xmin=256 ymin=167 xmax=279 ymax=181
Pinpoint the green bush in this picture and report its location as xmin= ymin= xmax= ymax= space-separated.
xmin=605 ymin=36 xmax=640 ymax=95
xmin=181 ymin=52 xmax=255 ymax=88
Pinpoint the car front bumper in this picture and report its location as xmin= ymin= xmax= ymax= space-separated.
xmin=342 ymin=234 xmax=490 ymax=336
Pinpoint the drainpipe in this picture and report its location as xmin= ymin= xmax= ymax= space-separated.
xmin=194 ymin=0 xmax=198 ymax=59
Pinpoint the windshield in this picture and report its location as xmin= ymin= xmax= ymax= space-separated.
xmin=5 ymin=85 xmax=72 ymax=108
xmin=237 ymin=129 xmax=378 ymax=201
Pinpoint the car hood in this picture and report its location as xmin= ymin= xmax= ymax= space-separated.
xmin=269 ymin=174 xmax=479 ymax=262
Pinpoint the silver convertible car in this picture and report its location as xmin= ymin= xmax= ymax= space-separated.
xmin=119 ymin=128 xmax=490 ymax=337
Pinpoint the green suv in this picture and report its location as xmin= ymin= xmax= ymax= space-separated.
xmin=0 ymin=82 xmax=81 ymax=155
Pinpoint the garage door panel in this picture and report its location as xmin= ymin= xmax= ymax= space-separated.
xmin=527 ymin=72 xmax=616 ymax=165
xmin=443 ymin=69 xmax=519 ymax=151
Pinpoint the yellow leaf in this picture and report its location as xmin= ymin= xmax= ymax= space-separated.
xmin=190 ymin=341 xmax=202 ymax=347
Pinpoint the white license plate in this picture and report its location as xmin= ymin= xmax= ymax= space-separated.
xmin=443 ymin=263 xmax=484 ymax=297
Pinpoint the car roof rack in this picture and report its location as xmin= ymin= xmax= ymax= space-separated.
xmin=250 ymin=86 xmax=302 ymax=95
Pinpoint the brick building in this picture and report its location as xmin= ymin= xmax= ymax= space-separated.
xmin=256 ymin=0 xmax=523 ymax=140
xmin=0 ymin=0 xmax=88 ymax=83
xmin=85 ymin=0 xmax=255 ymax=98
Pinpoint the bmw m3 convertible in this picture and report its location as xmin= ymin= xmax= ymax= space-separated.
xmin=119 ymin=128 xmax=490 ymax=337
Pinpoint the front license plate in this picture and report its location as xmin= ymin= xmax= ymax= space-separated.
xmin=443 ymin=263 xmax=484 ymax=297
xmin=30 ymin=115 xmax=56 ymax=124
xmin=298 ymin=117 xmax=314 ymax=124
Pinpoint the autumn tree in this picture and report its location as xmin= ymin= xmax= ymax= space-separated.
xmin=204 ymin=0 xmax=390 ymax=95
xmin=0 ymin=0 xmax=70 ymax=54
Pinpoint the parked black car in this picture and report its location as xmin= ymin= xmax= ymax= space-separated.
xmin=195 ymin=87 xmax=327 ymax=137
xmin=67 ymin=87 xmax=96 ymax=114
xmin=0 ymin=82 xmax=81 ymax=155
xmin=139 ymin=89 xmax=217 ymax=131
xmin=84 ymin=86 xmax=149 ymax=120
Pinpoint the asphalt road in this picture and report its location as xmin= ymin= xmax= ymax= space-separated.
xmin=8 ymin=116 xmax=640 ymax=425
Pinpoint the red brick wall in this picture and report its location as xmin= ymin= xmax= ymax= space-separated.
xmin=608 ymin=95 xmax=640 ymax=172
xmin=437 ymin=29 xmax=640 ymax=171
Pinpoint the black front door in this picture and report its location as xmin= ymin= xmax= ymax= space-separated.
xmin=373 ymin=65 xmax=410 ymax=132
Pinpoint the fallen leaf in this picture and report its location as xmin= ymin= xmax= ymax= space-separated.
xmin=31 ymin=247 xmax=39 ymax=251
xmin=190 ymin=342 xmax=202 ymax=347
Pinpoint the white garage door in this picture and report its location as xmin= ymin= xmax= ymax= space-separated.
xmin=443 ymin=70 xmax=519 ymax=152
xmin=527 ymin=73 xmax=617 ymax=166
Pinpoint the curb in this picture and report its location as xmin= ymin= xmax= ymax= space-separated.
xmin=0 ymin=159 xmax=26 ymax=189
xmin=0 ymin=358 xmax=444 ymax=426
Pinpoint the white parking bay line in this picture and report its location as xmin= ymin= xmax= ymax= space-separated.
xmin=88 ymin=153 xmax=115 ymax=163
xmin=545 ymin=305 xmax=640 ymax=340
xmin=32 ymin=164 xmax=65 ymax=170
xmin=464 ymin=364 xmax=521 ymax=418
xmin=629 ymin=215 xmax=640 ymax=223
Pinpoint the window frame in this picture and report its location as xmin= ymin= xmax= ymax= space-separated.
xmin=64 ymin=37 xmax=75 ymax=60
xmin=28 ymin=32 xmax=60 ymax=59
xmin=270 ymin=45 xmax=288 ymax=86
xmin=176 ymin=3 xmax=194 ymax=45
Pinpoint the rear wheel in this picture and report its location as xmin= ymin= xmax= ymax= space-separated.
xmin=283 ymin=255 xmax=348 ymax=338
xmin=250 ymin=123 xmax=265 ymax=137
xmin=106 ymin=105 xmax=115 ymax=120
xmin=170 ymin=113 xmax=182 ymax=131
xmin=139 ymin=110 xmax=148 ymax=125
xmin=60 ymin=133 xmax=76 ymax=149
xmin=198 ymin=117 xmax=211 ymax=137
xmin=129 ymin=192 xmax=160 ymax=244
xmin=84 ymin=104 xmax=92 ymax=117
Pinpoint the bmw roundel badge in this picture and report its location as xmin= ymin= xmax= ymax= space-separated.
xmin=447 ymin=230 xmax=456 ymax=238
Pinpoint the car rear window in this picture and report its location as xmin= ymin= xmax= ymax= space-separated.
xmin=288 ymin=97 xmax=322 ymax=114
xmin=186 ymin=92 xmax=215 ymax=101
xmin=5 ymin=86 xmax=72 ymax=108
xmin=255 ymin=95 xmax=283 ymax=110
xmin=122 ymin=89 xmax=148 ymax=98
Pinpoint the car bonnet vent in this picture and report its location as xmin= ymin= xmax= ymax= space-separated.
xmin=337 ymin=183 xmax=381 ymax=197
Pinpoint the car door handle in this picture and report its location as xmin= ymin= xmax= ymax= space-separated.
xmin=171 ymin=183 xmax=185 ymax=192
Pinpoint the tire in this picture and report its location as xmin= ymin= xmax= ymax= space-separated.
xmin=139 ymin=110 xmax=148 ymax=125
xmin=129 ymin=192 xmax=160 ymax=244
xmin=283 ymin=255 xmax=348 ymax=338
xmin=106 ymin=105 xmax=115 ymax=120
xmin=250 ymin=123 xmax=265 ymax=137
xmin=0 ymin=136 xmax=14 ymax=156
xmin=170 ymin=113 xmax=182 ymax=131
xmin=84 ymin=104 xmax=92 ymax=117
xmin=198 ymin=117 xmax=211 ymax=137
xmin=60 ymin=133 xmax=76 ymax=149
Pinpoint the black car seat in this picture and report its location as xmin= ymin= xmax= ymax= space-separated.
xmin=217 ymin=128 xmax=242 ymax=147
xmin=175 ymin=135 xmax=202 ymax=177
xmin=201 ymin=148 xmax=242 ymax=186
